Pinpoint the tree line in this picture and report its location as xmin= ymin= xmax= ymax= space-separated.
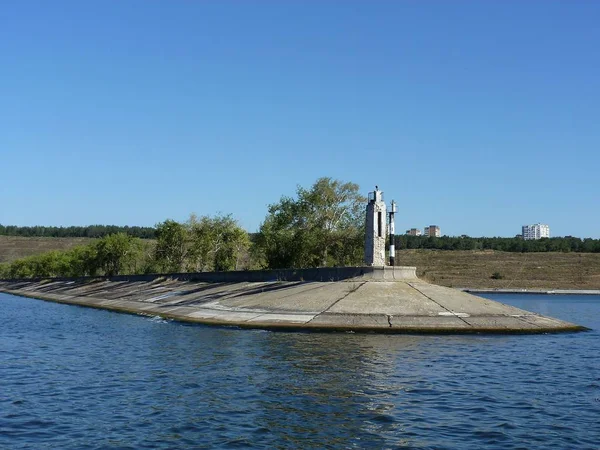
xmin=394 ymin=235 xmax=600 ymax=253
xmin=0 ymin=214 xmax=250 ymax=279
xmin=1 ymin=177 xmax=600 ymax=279
xmin=0 ymin=224 xmax=156 ymax=239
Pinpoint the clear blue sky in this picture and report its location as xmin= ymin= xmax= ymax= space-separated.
xmin=1 ymin=1 xmax=599 ymax=238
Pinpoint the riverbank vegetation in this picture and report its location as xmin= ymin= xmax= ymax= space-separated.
xmin=1 ymin=177 xmax=600 ymax=286
xmin=0 ymin=214 xmax=250 ymax=279
xmin=253 ymin=178 xmax=365 ymax=268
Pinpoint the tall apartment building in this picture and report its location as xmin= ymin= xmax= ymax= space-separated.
xmin=405 ymin=228 xmax=422 ymax=236
xmin=522 ymin=223 xmax=550 ymax=240
xmin=424 ymin=225 xmax=441 ymax=237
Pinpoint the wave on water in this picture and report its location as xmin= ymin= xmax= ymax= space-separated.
xmin=148 ymin=315 xmax=171 ymax=324
xmin=136 ymin=312 xmax=172 ymax=323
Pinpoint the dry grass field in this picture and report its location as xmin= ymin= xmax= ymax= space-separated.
xmin=0 ymin=236 xmax=96 ymax=263
xmin=398 ymin=249 xmax=600 ymax=290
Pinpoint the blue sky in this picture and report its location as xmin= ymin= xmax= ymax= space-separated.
xmin=1 ymin=1 xmax=599 ymax=238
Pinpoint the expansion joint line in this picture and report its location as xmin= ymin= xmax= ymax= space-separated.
xmin=406 ymin=282 xmax=473 ymax=327
xmin=307 ymin=281 xmax=367 ymax=323
xmin=511 ymin=314 xmax=542 ymax=328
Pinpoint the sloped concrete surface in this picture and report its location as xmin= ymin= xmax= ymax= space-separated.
xmin=0 ymin=273 xmax=586 ymax=334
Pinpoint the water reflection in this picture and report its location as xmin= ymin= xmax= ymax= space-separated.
xmin=250 ymin=333 xmax=488 ymax=448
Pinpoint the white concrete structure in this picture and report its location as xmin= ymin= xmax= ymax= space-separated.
xmin=365 ymin=187 xmax=387 ymax=266
xmin=522 ymin=223 xmax=550 ymax=240
xmin=406 ymin=228 xmax=422 ymax=236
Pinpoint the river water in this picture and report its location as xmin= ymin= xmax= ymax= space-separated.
xmin=1 ymin=292 xmax=599 ymax=449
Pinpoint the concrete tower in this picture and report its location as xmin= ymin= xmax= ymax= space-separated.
xmin=364 ymin=186 xmax=387 ymax=266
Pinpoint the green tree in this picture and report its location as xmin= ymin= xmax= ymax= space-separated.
xmin=7 ymin=259 xmax=33 ymax=279
xmin=154 ymin=220 xmax=188 ymax=272
xmin=187 ymin=214 xmax=250 ymax=271
xmin=94 ymin=233 xmax=141 ymax=276
xmin=255 ymin=177 xmax=366 ymax=269
xmin=213 ymin=215 xmax=251 ymax=271
xmin=27 ymin=251 xmax=67 ymax=277
xmin=65 ymin=245 xmax=100 ymax=277
xmin=0 ymin=263 xmax=9 ymax=279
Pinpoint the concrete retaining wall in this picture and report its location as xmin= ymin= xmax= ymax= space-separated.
xmin=0 ymin=266 xmax=418 ymax=284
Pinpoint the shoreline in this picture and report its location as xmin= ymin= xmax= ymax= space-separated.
xmin=0 ymin=288 xmax=586 ymax=335
xmin=0 ymin=268 xmax=588 ymax=334
xmin=461 ymin=288 xmax=600 ymax=296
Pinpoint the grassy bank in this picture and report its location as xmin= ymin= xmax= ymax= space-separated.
xmin=398 ymin=249 xmax=600 ymax=290
xmin=0 ymin=236 xmax=96 ymax=264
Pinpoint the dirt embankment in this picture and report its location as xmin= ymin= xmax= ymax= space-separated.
xmin=398 ymin=250 xmax=600 ymax=290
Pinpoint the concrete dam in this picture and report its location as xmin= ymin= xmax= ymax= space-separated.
xmin=0 ymin=266 xmax=585 ymax=334
xmin=0 ymin=187 xmax=587 ymax=334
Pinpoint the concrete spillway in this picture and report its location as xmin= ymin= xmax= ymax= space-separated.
xmin=0 ymin=267 xmax=586 ymax=334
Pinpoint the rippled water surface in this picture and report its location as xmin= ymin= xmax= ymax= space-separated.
xmin=1 ymin=292 xmax=599 ymax=449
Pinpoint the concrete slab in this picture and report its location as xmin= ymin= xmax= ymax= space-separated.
xmin=134 ymin=303 xmax=166 ymax=312
xmin=207 ymin=311 xmax=264 ymax=322
xmin=248 ymin=313 xmax=316 ymax=324
xmin=515 ymin=314 xmax=568 ymax=328
xmin=97 ymin=299 xmax=125 ymax=307
xmin=217 ymin=281 xmax=352 ymax=313
xmin=153 ymin=305 xmax=198 ymax=316
xmin=331 ymin=281 xmax=445 ymax=315
xmin=463 ymin=316 xmax=542 ymax=330
xmin=0 ymin=273 xmax=586 ymax=334
xmin=390 ymin=315 xmax=471 ymax=330
xmin=308 ymin=313 xmax=391 ymax=328
xmin=186 ymin=309 xmax=227 ymax=319
xmin=147 ymin=282 xmax=260 ymax=305
xmin=408 ymin=282 xmax=534 ymax=316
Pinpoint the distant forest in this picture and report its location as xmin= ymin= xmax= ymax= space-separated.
xmin=0 ymin=224 xmax=156 ymax=239
xmin=2 ymin=224 xmax=600 ymax=253
xmin=394 ymin=235 xmax=600 ymax=253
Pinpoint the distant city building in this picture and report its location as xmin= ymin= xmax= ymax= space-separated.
xmin=406 ymin=228 xmax=422 ymax=236
xmin=424 ymin=225 xmax=441 ymax=237
xmin=522 ymin=223 xmax=550 ymax=240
